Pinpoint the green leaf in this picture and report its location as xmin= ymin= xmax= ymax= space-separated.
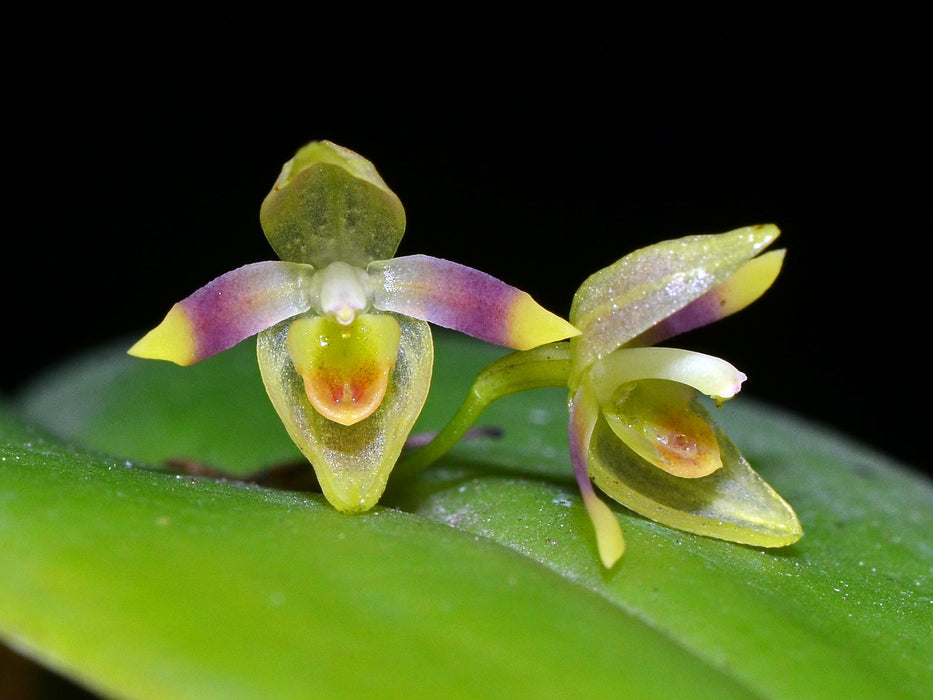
xmin=6 ymin=333 xmax=933 ymax=698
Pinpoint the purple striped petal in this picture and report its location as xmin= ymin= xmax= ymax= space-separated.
xmin=368 ymin=255 xmax=578 ymax=350
xmin=129 ymin=261 xmax=314 ymax=365
xmin=630 ymin=249 xmax=785 ymax=347
xmin=569 ymin=225 xmax=779 ymax=386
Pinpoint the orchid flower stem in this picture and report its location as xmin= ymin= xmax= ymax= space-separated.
xmin=394 ymin=341 xmax=572 ymax=480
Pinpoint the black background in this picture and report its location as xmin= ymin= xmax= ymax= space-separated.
xmin=4 ymin=5 xmax=928 ymax=475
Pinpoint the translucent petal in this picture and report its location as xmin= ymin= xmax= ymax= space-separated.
xmin=603 ymin=380 xmax=722 ymax=478
xmin=259 ymin=141 xmax=406 ymax=268
xmin=128 ymin=262 xmax=314 ymax=366
xmin=258 ymin=313 xmax=433 ymax=513
xmin=287 ymin=314 xmax=402 ymax=426
xmin=587 ymin=399 xmax=803 ymax=547
xmin=369 ymin=255 xmax=578 ymax=350
xmin=630 ymin=249 xmax=786 ymax=347
xmin=569 ymin=225 xmax=779 ymax=386
xmin=588 ymin=346 xmax=746 ymax=406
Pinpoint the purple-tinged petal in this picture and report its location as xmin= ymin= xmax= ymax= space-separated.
xmin=569 ymin=225 xmax=779 ymax=387
xmin=129 ymin=261 xmax=314 ymax=365
xmin=629 ymin=249 xmax=785 ymax=347
xmin=569 ymin=382 xmax=626 ymax=568
xmin=369 ymin=255 xmax=578 ymax=350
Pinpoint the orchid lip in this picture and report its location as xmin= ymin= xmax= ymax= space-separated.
xmin=286 ymin=314 xmax=401 ymax=426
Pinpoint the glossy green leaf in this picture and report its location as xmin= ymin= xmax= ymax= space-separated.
xmin=7 ymin=333 xmax=933 ymax=699
xmin=3 ymin=408 xmax=755 ymax=699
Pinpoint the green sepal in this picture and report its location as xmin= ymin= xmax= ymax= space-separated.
xmin=259 ymin=140 xmax=407 ymax=268
xmin=257 ymin=312 xmax=433 ymax=512
xmin=587 ymin=397 xmax=802 ymax=547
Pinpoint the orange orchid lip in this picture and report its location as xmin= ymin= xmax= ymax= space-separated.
xmin=603 ymin=380 xmax=723 ymax=478
xmin=287 ymin=314 xmax=402 ymax=426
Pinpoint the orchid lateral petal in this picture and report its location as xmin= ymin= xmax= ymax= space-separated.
xmin=287 ymin=314 xmax=401 ymax=426
xmin=569 ymin=224 xmax=779 ymax=386
xmin=587 ymin=398 xmax=802 ymax=547
xmin=128 ymin=262 xmax=314 ymax=366
xmin=569 ymin=383 xmax=626 ymax=568
xmin=260 ymin=141 xmax=406 ymax=268
xmin=369 ymin=255 xmax=579 ymax=350
xmin=589 ymin=346 xmax=746 ymax=406
xmin=258 ymin=313 xmax=433 ymax=513
xmin=631 ymin=249 xmax=786 ymax=347
xmin=603 ymin=380 xmax=723 ymax=478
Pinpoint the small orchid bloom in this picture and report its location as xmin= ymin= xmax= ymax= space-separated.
xmin=566 ymin=224 xmax=802 ymax=566
xmin=129 ymin=141 xmax=577 ymax=513
xmin=398 ymin=225 xmax=802 ymax=569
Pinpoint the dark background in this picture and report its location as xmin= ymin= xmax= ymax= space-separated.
xmin=4 ymin=6 xmax=928 ymax=474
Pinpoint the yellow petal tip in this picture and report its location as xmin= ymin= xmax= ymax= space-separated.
xmin=127 ymin=305 xmax=197 ymax=366
xmin=508 ymin=294 xmax=580 ymax=351
xmin=583 ymin=492 xmax=626 ymax=568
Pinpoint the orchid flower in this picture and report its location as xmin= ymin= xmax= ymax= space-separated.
xmin=129 ymin=141 xmax=577 ymax=513
xmin=397 ymin=225 xmax=802 ymax=568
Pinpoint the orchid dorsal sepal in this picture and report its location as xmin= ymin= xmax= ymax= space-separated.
xmin=128 ymin=261 xmax=314 ymax=366
xmin=260 ymin=141 xmax=406 ymax=268
xmin=369 ymin=255 xmax=579 ymax=351
xmin=569 ymin=224 xmax=781 ymax=386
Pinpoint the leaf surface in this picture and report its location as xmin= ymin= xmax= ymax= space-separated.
xmin=5 ymin=333 xmax=932 ymax=698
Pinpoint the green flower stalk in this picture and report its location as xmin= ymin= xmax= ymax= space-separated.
xmin=129 ymin=141 xmax=577 ymax=513
xmin=398 ymin=225 xmax=802 ymax=567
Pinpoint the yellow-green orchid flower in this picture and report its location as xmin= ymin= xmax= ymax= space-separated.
xmin=566 ymin=224 xmax=801 ymax=566
xmin=129 ymin=141 xmax=577 ymax=513
xmin=398 ymin=225 xmax=802 ymax=568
